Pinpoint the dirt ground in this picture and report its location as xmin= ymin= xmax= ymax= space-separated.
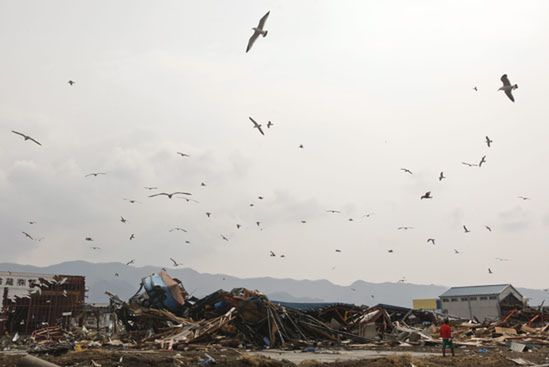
xmin=1 ymin=347 xmax=548 ymax=367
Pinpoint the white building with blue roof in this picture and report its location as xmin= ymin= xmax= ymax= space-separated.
xmin=439 ymin=284 xmax=523 ymax=321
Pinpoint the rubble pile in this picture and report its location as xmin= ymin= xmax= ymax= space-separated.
xmin=444 ymin=307 xmax=549 ymax=348
xmin=1 ymin=325 xmax=75 ymax=357
xmin=1 ymin=270 xmax=547 ymax=356
xmin=99 ymin=271 xmax=548 ymax=352
xmin=111 ymin=283 xmax=373 ymax=349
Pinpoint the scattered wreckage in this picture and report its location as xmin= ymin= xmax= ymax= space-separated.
xmin=1 ymin=270 xmax=548 ymax=357
xmin=101 ymin=271 xmax=549 ymax=351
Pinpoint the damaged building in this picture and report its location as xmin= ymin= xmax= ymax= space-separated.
xmin=0 ymin=271 xmax=85 ymax=334
xmin=440 ymin=284 xmax=524 ymax=321
xmin=81 ymin=303 xmax=113 ymax=332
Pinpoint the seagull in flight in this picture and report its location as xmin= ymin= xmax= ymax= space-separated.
xmin=473 ymin=86 xmax=478 ymax=91
xmin=28 ymin=221 xmax=37 ymax=225
xmin=124 ymin=199 xmax=141 ymax=204
xmin=206 ymin=212 xmax=212 ymax=218
xmin=326 ymin=210 xmax=341 ymax=214
xmin=488 ymin=268 xmax=493 ymax=274
xmin=22 ymin=232 xmax=33 ymax=240
xmin=85 ymin=237 xmax=94 ymax=241
xmin=301 ymin=220 xmax=307 ymax=224
xmin=462 ymin=162 xmax=478 ymax=167
xmin=439 ymin=172 xmax=446 ymax=181
xmin=420 ymin=191 xmax=432 ymax=200
xmin=485 ymin=225 xmax=492 ymax=232
xmin=178 ymin=197 xmax=200 ymax=204
xmin=221 ymin=234 xmax=229 ymax=241
xmin=398 ymin=226 xmax=413 ymax=230
xmin=85 ymin=172 xmax=106 ymax=177
xmin=454 ymin=249 xmax=460 ymax=254
xmin=479 ymin=155 xmax=486 ymax=167
xmin=298 ymin=144 xmax=304 ymax=149
xmin=120 ymin=216 xmax=127 ymax=223
xmin=249 ymin=117 xmax=265 ymax=135
xmin=463 ymin=225 xmax=471 ymax=233
xmin=169 ymin=227 xmax=187 ymax=232
xmin=401 ymin=168 xmax=413 ymax=175
xmin=177 ymin=152 xmax=190 ymax=157
xmin=236 ymin=224 xmax=241 ymax=229
xmin=170 ymin=258 xmax=181 ymax=267
xmin=498 ymin=74 xmax=518 ymax=102
xmin=269 ymin=251 xmax=276 ymax=257
xmin=246 ymin=11 xmax=270 ymax=53
xmin=129 ymin=234 xmax=135 ymax=240
xmin=125 ymin=259 xmax=135 ymax=266
xmin=149 ymin=192 xmax=192 ymax=199
xmin=68 ymin=80 xmax=75 ymax=86
xmin=12 ymin=131 xmax=41 ymax=146
xmin=144 ymin=186 xmax=158 ymax=190
xmin=517 ymin=196 xmax=530 ymax=200
xmin=335 ymin=249 xmax=342 ymax=253
xmin=267 ymin=121 xmax=273 ymax=128
xmin=486 ymin=136 xmax=493 ymax=148
xmin=387 ymin=249 xmax=394 ymax=253
xmin=427 ymin=238 xmax=435 ymax=245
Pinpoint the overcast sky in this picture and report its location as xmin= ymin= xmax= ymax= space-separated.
xmin=1 ymin=1 xmax=549 ymax=289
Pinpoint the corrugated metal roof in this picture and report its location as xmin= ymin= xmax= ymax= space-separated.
xmin=440 ymin=284 xmax=511 ymax=298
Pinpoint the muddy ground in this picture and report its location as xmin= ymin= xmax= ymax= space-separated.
xmin=1 ymin=346 xmax=548 ymax=367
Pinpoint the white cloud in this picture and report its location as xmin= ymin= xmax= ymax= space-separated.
xmin=1 ymin=0 xmax=549 ymax=289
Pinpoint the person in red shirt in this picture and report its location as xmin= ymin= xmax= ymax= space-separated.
xmin=440 ymin=319 xmax=455 ymax=357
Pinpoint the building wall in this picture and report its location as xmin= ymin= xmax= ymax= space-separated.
xmin=466 ymin=296 xmax=500 ymax=321
xmin=441 ymin=297 xmax=470 ymax=318
xmin=412 ymin=298 xmax=438 ymax=310
xmin=441 ymin=296 xmax=500 ymax=321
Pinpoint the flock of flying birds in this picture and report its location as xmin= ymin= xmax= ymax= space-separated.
xmin=10 ymin=10 xmax=529 ymax=282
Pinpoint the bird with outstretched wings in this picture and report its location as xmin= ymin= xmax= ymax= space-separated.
xmin=246 ymin=11 xmax=270 ymax=53
xmin=12 ymin=131 xmax=41 ymax=146
xmin=249 ymin=117 xmax=265 ymax=135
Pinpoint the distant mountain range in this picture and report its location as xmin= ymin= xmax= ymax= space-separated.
xmin=0 ymin=261 xmax=546 ymax=307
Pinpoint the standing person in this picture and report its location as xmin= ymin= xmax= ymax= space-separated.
xmin=440 ymin=318 xmax=455 ymax=357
